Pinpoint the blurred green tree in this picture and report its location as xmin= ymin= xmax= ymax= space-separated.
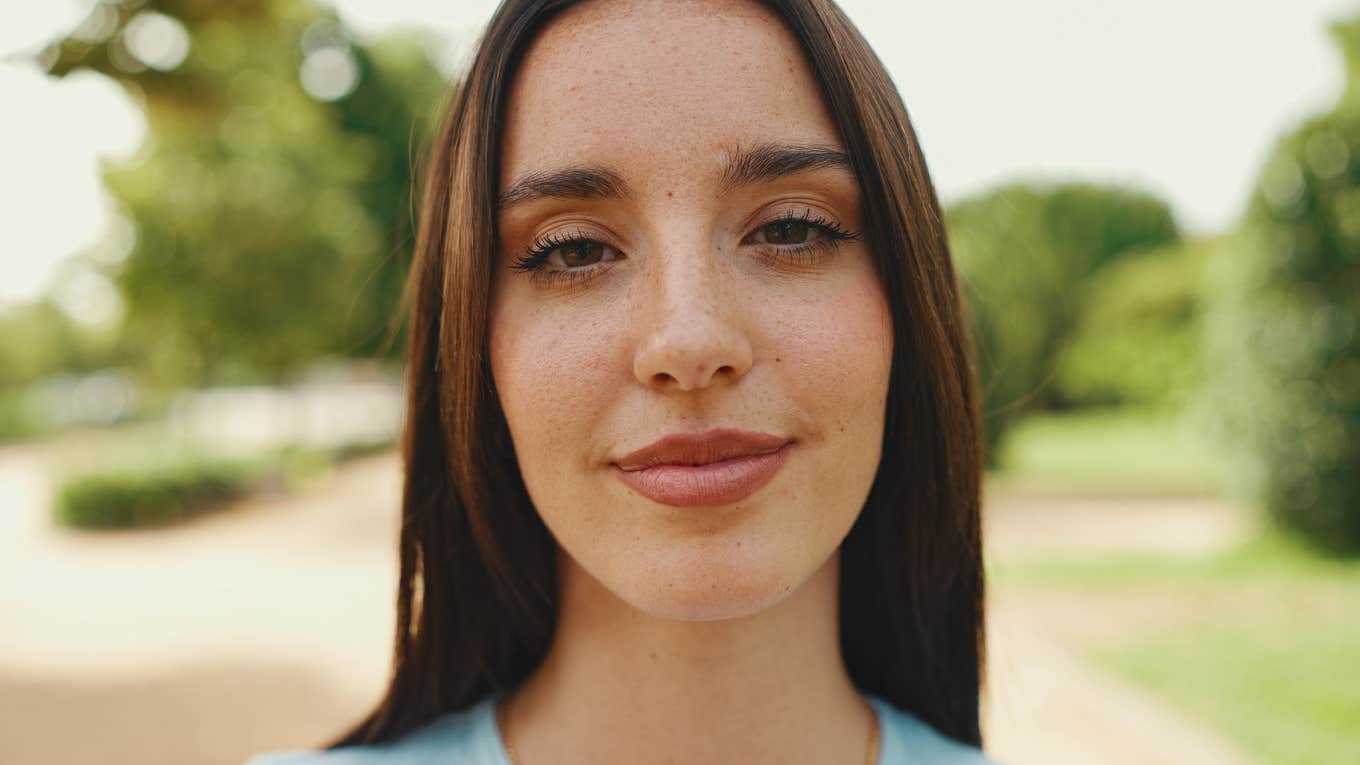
xmin=1056 ymin=238 xmax=1213 ymax=409
xmin=0 ymin=300 xmax=118 ymax=390
xmin=946 ymin=183 xmax=1182 ymax=460
xmin=0 ymin=300 xmax=125 ymax=441
xmin=41 ymin=0 xmax=448 ymax=384
xmin=1207 ymin=18 xmax=1360 ymax=555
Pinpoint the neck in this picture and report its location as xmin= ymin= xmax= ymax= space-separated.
xmin=499 ymin=549 xmax=876 ymax=765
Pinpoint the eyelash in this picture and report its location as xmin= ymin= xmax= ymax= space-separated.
xmin=509 ymin=209 xmax=861 ymax=289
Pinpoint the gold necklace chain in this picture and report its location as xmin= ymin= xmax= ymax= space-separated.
xmin=496 ymin=698 xmax=880 ymax=765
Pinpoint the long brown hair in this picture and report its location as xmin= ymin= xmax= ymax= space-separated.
xmin=330 ymin=0 xmax=986 ymax=750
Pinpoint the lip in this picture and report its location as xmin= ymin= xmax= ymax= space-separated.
xmin=611 ymin=429 xmax=793 ymax=508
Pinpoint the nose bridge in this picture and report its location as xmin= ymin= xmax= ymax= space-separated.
xmin=631 ymin=224 xmax=753 ymax=391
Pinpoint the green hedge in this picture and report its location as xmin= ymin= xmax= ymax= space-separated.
xmin=52 ymin=437 xmax=395 ymax=530
xmin=55 ymin=460 xmax=255 ymax=529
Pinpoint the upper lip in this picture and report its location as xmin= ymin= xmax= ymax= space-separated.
xmin=612 ymin=428 xmax=791 ymax=472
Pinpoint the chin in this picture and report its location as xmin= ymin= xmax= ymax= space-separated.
xmin=627 ymin=584 xmax=796 ymax=623
xmin=607 ymin=542 xmax=812 ymax=622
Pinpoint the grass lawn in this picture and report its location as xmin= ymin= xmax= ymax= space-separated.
xmin=1100 ymin=619 xmax=1360 ymax=765
xmin=993 ymin=530 xmax=1360 ymax=765
xmin=988 ymin=406 xmax=1224 ymax=496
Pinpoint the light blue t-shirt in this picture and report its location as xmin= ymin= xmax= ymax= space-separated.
xmin=246 ymin=692 xmax=1001 ymax=764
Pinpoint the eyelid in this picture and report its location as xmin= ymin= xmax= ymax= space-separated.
xmin=529 ymin=226 xmax=617 ymax=256
xmin=518 ymin=223 xmax=622 ymax=261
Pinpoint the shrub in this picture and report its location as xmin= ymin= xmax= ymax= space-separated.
xmin=1056 ymin=239 xmax=1212 ymax=408
xmin=1206 ymin=18 xmax=1360 ymax=555
xmin=51 ymin=436 xmax=395 ymax=530
xmin=55 ymin=461 xmax=253 ymax=530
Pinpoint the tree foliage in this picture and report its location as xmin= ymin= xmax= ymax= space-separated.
xmin=1057 ymin=238 xmax=1211 ymax=409
xmin=43 ymin=0 xmax=448 ymax=385
xmin=0 ymin=301 xmax=119 ymax=389
xmin=1208 ymin=18 xmax=1360 ymax=555
xmin=946 ymin=183 xmax=1182 ymax=458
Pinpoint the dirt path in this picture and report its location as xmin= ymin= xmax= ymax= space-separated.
xmin=0 ymin=445 xmax=402 ymax=765
xmin=982 ymin=591 xmax=1262 ymax=765
xmin=0 ymin=446 xmax=1262 ymax=764
xmin=981 ymin=489 xmax=1263 ymax=765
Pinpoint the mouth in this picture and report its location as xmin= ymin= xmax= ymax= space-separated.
xmin=610 ymin=428 xmax=795 ymax=508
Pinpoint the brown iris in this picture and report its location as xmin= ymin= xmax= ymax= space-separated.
xmin=763 ymin=219 xmax=814 ymax=245
xmin=559 ymin=241 xmax=606 ymax=267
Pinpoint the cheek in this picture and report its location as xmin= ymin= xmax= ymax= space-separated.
xmin=489 ymin=290 xmax=625 ymax=477
xmin=750 ymin=264 xmax=894 ymax=553
xmin=763 ymin=272 xmax=894 ymax=438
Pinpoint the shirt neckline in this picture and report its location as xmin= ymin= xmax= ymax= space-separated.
xmin=482 ymin=691 xmax=886 ymax=765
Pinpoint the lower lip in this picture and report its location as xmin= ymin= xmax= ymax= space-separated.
xmin=611 ymin=443 xmax=793 ymax=508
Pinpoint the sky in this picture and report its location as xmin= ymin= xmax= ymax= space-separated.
xmin=1 ymin=0 xmax=1356 ymax=306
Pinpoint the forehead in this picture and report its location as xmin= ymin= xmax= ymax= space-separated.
xmin=499 ymin=0 xmax=842 ymax=194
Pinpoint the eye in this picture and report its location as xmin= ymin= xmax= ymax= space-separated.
xmin=752 ymin=219 xmax=818 ymax=246
xmin=510 ymin=229 xmax=622 ymax=288
xmin=742 ymin=209 xmax=859 ymax=251
xmin=513 ymin=234 xmax=620 ymax=271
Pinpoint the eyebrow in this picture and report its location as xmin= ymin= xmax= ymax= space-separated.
xmin=496 ymin=142 xmax=853 ymax=211
xmin=717 ymin=142 xmax=854 ymax=196
xmin=497 ymin=166 xmax=629 ymax=209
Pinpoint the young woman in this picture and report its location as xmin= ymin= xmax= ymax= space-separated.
xmin=249 ymin=0 xmax=996 ymax=762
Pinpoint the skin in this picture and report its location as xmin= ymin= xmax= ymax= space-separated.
xmin=487 ymin=1 xmax=894 ymax=762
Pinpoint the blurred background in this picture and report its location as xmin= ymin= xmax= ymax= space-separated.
xmin=1 ymin=1 xmax=1356 ymax=764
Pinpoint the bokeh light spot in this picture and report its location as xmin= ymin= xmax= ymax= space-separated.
xmin=123 ymin=11 xmax=191 ymax=71
xmin=300 ymin=47 xmax=359 ymax=102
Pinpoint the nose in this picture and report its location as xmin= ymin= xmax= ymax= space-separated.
xmin=630 ymin=239 xmax=754 ymax=392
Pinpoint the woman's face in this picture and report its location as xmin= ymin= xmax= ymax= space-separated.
xmin=489 ymin=0 xmax=893 ymax=621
